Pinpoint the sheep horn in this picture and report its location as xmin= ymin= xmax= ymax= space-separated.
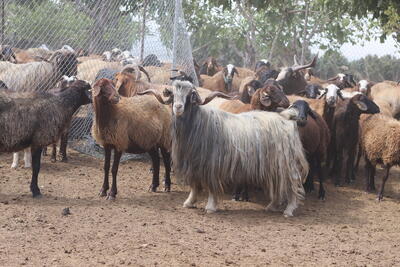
xmin=138 ymin=66 xmax=151 ymax=82
xmin=327 ymin=76 xmax=338 ymax=81
xmin=292 ymin=54 xmax=318 ymax=72
xmin=318 ymin=90 xmax=327 ymax=99
xmin=138 ymin=89 xmax=172 ymax=105
xmin=199 ymin=91 xmax=238 ymax=106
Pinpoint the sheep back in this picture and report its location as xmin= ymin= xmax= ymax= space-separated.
xmin=92 ymin=95 xmax=171 ymax=152
xmin=0 ymin=92 xmax=74 ymax=152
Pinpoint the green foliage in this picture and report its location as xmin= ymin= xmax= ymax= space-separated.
xmin=184 ymin=0 xmax=369 ymax=67
xmin=4 ymin=0 xmax=139 ymax=51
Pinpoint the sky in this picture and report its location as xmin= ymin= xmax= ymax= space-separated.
xmin=335 ymin=36 xmax=398 ymax=61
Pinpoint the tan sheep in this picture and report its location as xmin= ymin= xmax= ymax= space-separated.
xmin=370 ymin=81 xmax=400 ymax=118
xmin=360 ymin=114 xmax=400 ymax=200
xmin=91 ymin=78 xmax=172 ymax=199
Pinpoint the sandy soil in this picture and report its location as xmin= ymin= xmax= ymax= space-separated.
xmin=0 ymin=150 xmax=399 ymax=266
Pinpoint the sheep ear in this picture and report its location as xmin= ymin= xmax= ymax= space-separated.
xmin=247 ymin=86 xmax=256 ymax=96
xmin=190 ymin=90 xmax=202 ymax=104
xmin=92 ymin=85 xmax=101 ymax=97
xmin=353 ymin=100 xmax=368 ymax=111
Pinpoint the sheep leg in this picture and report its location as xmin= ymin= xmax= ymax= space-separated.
xmin=232 ymin=185 xmax=242 ymax=201
xmin=345 ymin=148 xmax=356 ymax=184
xmin=316 ymin=158 xmax=325 ymax=200
xmin=283 ymin=193 xmax=298 ymax=217
xmin=148 ymin=148 xmax=160 ymax=192
xmin=354 ymin=143 xmax=362 ymax=176
xmin=334 ymin=150 xmax=343 ymax=187
xmin=99 ymin=145 xmax=112 ymax=197
xmin=160 ymin=148 xmax=171 ymax=192
xmin=303 ymin=156 xmax=315 ymax=193
xmin=365 ymin=158 xmax=376 ymax=192
xmin=377 ymin=166 xmax=391 ymax=201
xmin=107 ymin=150 xmax=122 ymax=200
xmin=183 ymin=186 xmax=199 ymax=208
xmin=30 ymin=148 xmax=43 ymax=198
xmin=241 ymin=184 xmax=249 ymax=202
xmin=11 ymin=152 xmax=19 ymax=169
xmin=205 ymin=192 xmax=218 ymax=213
xmin=51 ymin=143 xmax=57 ymax=163
xmin=59 ymin=131 xmax=69 ymax=162
xmin=24 ymin=148 xmax=32 ymax=168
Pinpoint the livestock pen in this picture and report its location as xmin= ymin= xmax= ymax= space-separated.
xmin=1 ymin=0 xmax=400 ymax=266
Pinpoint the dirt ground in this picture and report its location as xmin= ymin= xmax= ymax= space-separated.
xmin=0 ymin=150 xmax=399 ymax=267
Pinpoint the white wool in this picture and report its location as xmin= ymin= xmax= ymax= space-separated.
xmin=326 ymin=84 xmax=340 ymax=99
xmin=39 ymin=44 xmax=50 ymax=51
xmin=342 ymin=90 xmax=361 ymax=99
xmin=358 ymin=80 xmax=369 ymax=93
xmin=261 ymin=59 xmax=269 ymax=64
xmin=227 ymin=64 xmax=235 ymax=75
xmin=62 ymin=75 xmax=77 ymax=82
xmin=337 ymin=73 xmax=345 ymax=81
xmin=102 ymin=51 xmax=112 ymax=62
xmin=61 ymin=45 xmax=75 ymax=53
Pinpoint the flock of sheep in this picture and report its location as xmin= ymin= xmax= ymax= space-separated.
xmin=0 ymin=43 xmax=399 ymax=217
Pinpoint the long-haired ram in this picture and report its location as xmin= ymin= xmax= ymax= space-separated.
xmin=139 ymin=80 xmax=309 ymax=217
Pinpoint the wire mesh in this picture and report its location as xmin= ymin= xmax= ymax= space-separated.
xmin=0 ymin=0 xmax=196 ymax=160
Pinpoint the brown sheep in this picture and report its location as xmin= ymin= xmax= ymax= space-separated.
xmin=280 ymin=100 xmax=330 ymax=199
xmin=199 ymin=64 xmax=239 ymax=93
xmin=232 ymin=67 xmax=256 ymax=91
xmin=199 ymin=57 xmax=222 ymax=76
xmin=330 ymin=94 xmax=380 ymax=186
xmin=220 ymin=80 xmax=289 ymax=114
xmin=91 ymin=78 xmax=172 ymax=198
xmin=114 ymin=66 xmax=151 ymax=97
xmin=360 ymin=114 xmax=400 ymax=200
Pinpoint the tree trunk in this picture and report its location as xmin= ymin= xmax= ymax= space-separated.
xmin=300 ymin=0 xmax=310 ymax=64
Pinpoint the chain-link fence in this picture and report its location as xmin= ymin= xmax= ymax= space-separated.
xmin=0 ymin=0 xmax=196 ymax=159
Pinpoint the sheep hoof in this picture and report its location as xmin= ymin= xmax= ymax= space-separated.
xmin=32 ymin=191 xmax=42 ymax=198
xmin=376 ymin=195 xmax=383 ymax=202
xmin=318 ymin=193 xmax=325 ymax=201
xmin=60 ymin=157 xmax=68 ymax=163
xmin=149 ymin=184 xmax=158 ymax=192
xmin=283 ymin=212 xmax=293 ymax=218
xmin=106 ymin=194 xmax=116 ymax=200
xmin=265 ymin=203 xmax=280 ymax=212
xmin=51 ymin=158 xmax=56 ymax=163
xmin=164 ymin=185 xmax=171 ymax=192
xmin=205 ymin=208 xmax=217 ymax=214
xmin=183 ymin=202 xmax=196 ymax=209
xmin=24 ymin=164 xmax=31 ymax=169
xmin=99 ymin=189 xmax=108 ymax=197
xmin=11 ymin=164 xmax=17 ymax=169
